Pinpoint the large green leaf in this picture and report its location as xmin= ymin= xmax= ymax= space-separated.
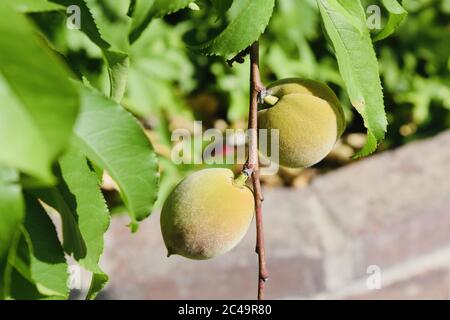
xmin=373 ymin=0 xmax=407 ymax=42
xmin=317 ymin=0 xmax=387 ymax=157
xmin=21 ymin=196 xmax=69 ymax=298
xmin=194 ymin=0 xmax=275 ymax=57
xmin=31 ymin=145 xmax=110 ymax=299
xmin=74 ymin=85 xmax=159 ymax=231
xmin=0 ymin=167 xmax=24 ymax=299
xmin=0 ymin=1 xmax=79 ymax=182
xmin=129 ymin=0 xmax=191 ymax=44
xmin=58 ymin=146 xmax=110 ymax=299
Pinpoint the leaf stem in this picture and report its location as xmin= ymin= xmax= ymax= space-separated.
xmin=244 ymin=42 xmax=268 ymax=300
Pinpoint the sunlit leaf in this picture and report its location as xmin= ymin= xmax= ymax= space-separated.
xmin=74 ymin=85 xmax=159 ymax=231
xmin=58 ymin=146 xmax=110 ymax=299
xmin=194 ymin=0 xmax=275 ymax=57
xmin=373 ymin=0 xmax=407 ymax=42
xmin=0 ymin=1 xmax=79 ymax=182
xmin=317 ymin=0 xmax=387 ymax=157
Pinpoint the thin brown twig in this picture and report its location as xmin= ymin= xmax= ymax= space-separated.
xmin=243 ymin=42 xmax=268 ymax=300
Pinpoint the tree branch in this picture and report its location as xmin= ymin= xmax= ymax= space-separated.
xmin=244 ymin=42 xmax=268 ymax=300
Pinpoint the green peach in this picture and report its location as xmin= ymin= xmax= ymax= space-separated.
xmin=160 ymin=168 xmax=254 ymax=260
xmin=258 ymin=78 xmax=345 ymax=168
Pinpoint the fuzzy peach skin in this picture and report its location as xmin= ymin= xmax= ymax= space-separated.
xmin=160 ymin=168 xmax=254 ymax=260
xmin=265 ymin=78 xmax=345 ymax=137
xmin=258 ymin=90 xmax=344 ymax=168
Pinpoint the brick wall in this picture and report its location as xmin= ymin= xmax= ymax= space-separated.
xmin=92 ymin=130 xmax=450 ymax=299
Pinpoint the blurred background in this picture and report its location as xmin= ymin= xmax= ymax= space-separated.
xmin=34 ymin=0 xmax=450 ymax=299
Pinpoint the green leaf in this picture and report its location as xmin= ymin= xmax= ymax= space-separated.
xmin=22 ymin=195 xmax=69 ymax=298
xmin=128 ymin=0 xmax=155 ymax=41
xmin=126 ymin=19 xmax=195 ymax=117
xmin=351 ymin=130 xmax=377 ymax=158
xmin=51 ymin=0 xmax=109 ymax=49
xmin=152 ymin=0 xmax=194 ymax=17
xmin=129 ymin=0 xmax=191 ymax=44
xmin=0 ymin=230 xmax=21 ymax=299
xmin=7 ymin=235 xmax=66 ymax=300
xmin=373 ymin=0 xmax=407 ymax=42
xmin=210 ymin=0 xmax=233 ymax=16
xmin=82 ymin=0 xmax=131 ymax=51
xmin=11 ymin=0 xmax=65 ymax=12
xmin=104 ymin=50 xmax=130 ymax=103
xmin=194 ymin=0 xmax=275 ymax=57
xmin=58 ymin=146 xmax=110 ymax=299
xmin=74 ymin=85 xmax=159 ymax=230
xmin=0 ymin=1 xmax=79 ymax=182
xmin=86 ymin=272 xmax=109 ymax=300
xmin=88 ymin=159 xmax=104 ymax=184
xmin=51 ymin=0 xmax=129 ymax=102
xmin=317 ymin=0 xmax=387 ymax=157
xmin=0 ymin=168 xmax=24 ymax=263
xmin=30 ymin=173 xmax=84 ymax=260
xmin=31 ymin=156 xmax=109 ymax=299
xmin=0 ymin=167 xmax=24 ymax=299
xmin=8 ymin=271 xmax=45 ymax=300
xmin=7 ymin=239 xmax=47 ymax=300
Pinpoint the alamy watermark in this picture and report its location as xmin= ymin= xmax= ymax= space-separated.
xmin=170 ymin=121 xmax=280 ymax=175
xmin=366 ymin=5 xmax=382 ymax=30
xmin=64 ymin=3 xmax=384 ymax=30
xmin=366 ymin=265 xmax=382 ymax=290
xmin=67 ymin=265 xmax=82 ymax=290
xmin=66 ymin=5 xmax=81 ymax=30
xmin=64 ymin=4 xmax=384 ymax=32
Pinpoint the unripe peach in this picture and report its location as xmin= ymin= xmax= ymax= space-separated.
xmin=258 ymin=78 xmax=345 ymax=168
xmin=160 ymin=168 xmax=254 ymax=260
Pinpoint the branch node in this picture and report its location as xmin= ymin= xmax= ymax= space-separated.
xmin=243 ymin=166 xmax=254 ymax=178
xmin=258 ymin=88 xmax=268 ymax=104
xmin=261 ymin=273 xmax=269 ymax=282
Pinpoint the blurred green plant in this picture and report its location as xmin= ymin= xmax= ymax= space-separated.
xmin=152 ymin=0 xmax=448 ymax=188
xmin=24 ymin=0 xmax=450 ymax=211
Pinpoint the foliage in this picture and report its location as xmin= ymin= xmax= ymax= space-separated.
xmin=1 ymin=0 xmax=448 ymax=300
xmin=0 ymin=0 xmax=160 ymax=299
